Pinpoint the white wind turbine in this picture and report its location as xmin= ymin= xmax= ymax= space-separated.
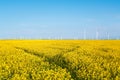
xmin=106 ymin=32 xmax=110 ymax=40
xmin=96 ymin=31 xmax=99 ymax=40
xmin=84 ymin=29 xmax=86 ymax=40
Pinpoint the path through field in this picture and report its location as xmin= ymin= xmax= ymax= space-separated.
xmin=0 ymin=40 xmax=120 ymax=80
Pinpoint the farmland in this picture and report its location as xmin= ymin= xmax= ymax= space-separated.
xmin=0 ymin=40 xmax=120 ymax=80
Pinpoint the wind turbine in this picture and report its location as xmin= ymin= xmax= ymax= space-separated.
xmin=84 ymin=29 xmax=86 ymax=40
xmin=106 ymin=32 xmax=110 ymax=40
xmin=96 ymin=31 xmax=99 ymax=40
xmin=60 ymin=36 xmax=63 ymax=40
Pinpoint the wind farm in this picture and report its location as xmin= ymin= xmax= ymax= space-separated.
xmin=0 ymin=0 xmax=120 ymax=80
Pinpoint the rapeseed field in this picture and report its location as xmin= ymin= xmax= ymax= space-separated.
xmin=0 ymin=40 xmax=120 ymax=80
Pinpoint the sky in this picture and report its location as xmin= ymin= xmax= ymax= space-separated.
xmin=0 ymin=0 xmax=120 ymax=39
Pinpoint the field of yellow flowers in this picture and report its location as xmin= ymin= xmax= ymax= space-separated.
xmin=0 ymin=40 xmax=120 ymax=80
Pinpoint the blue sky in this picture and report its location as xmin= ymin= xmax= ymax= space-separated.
xmin=0 ymin=0 xmax=120 ymax=39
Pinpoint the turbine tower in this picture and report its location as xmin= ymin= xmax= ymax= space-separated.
xmin=96 ymin=31 xmax=99 ymax=40
xmin=107 ymin=32 xmax=110 ymax=40
xmin=84 ymin=29 xmax=86 ymax=40
xmin=60 ymin=36 xmax=62 ymax=40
